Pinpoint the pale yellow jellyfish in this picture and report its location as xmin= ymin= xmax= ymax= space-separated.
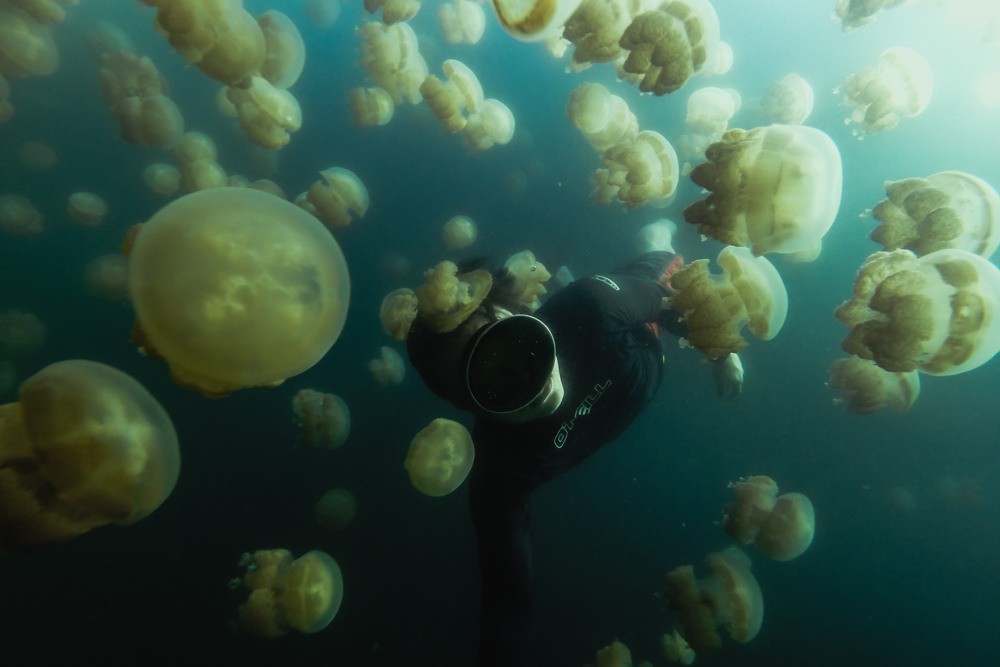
xmin=11 ymin=0 xmax=77 ymax=25
xmin=492 ymin=0 xmax=584 ymax=42
xmin=462 ymin=98 xmax=515 ymax=151
xmin=668 ymin=246 xmax=788 ymax=359
xmin=348 ymin=86 xmax=394 ymax=127
xmin=684 ymin=124 xmax=843 ymax=258
xmin=504 ymin=250 xmax=551 ymax=311
xmin=305 ymin=0 xmax=340 ymax=28
xmin=357 ymin=21 xmax=428 ymax=105
xmin=0 ymin=309 xmax=45 ymax=357
xmin=233 ymin=548 xmax=344 ymax=637
xmin=679 ymin=86 xmax=742 ymax=166
xmin=258 ymin=10 xmax=306 ymax=89
xmin=828 ymin=355 xmax=920 ymax=414
xmin=870 ymin=171 xmax=1000 ymax=258
xmin=306 ymin=166 xmax=369 ymax=229
xmin=723 ymin=475 xmax=815 ymax=561
xmin=291 ymin=389 xmax=350 ymax=449
xmin=84 ymin=253 xmax=130 ymax=302
xmin=421 ymin=58 xmax=484 ymax=133
xmin=98 ymin=52 xmax=185 ymax=148
xmin=0 ymin=194 xmax=43 ymax=237
xmin=143 ymin=163 xmax=181 ymax=197
xmin=760 ymin=73 xmax=814 ymax=126
xmin=226 ymin=76 xmax=302 ymax=149
xmin=380 ymin=288 xmax=419 ymax=341
xmin=365 ymin=0 xmax=421 ymax=24
xmin=175 ymin=131 xmax=218 ymax=163
xmin=593 ymin=130 xmax=680 ymax=208
xmin=404 ymin=418 xmax=475 ymax=496
xmin=567 ymin=82 xmax=638 ymax=152
xmin=442 ymin=215 xmax=478 ymax=250
xmin=836 ymin=248 xmax=1000 ymax=375
xmin=439 ymin=0 xmax=486 ymax=45
xmin=314 ymin=488 xmax=357 ymax=531
xmin=67 ymin=191 xmax=108 ymax=228
xmin=0 ymin=359 xmax=180 ymax=550
xmin=414 ymin=261 xmax=493 ymax=332
xmin=0 ymin=3 xmax=59 ymax=78
xmin=368 ymin=346 xmax=405 ymax=386
xmin=841 ymin=46 xmax=932 ymax=138
xmin=127 ymin=187 xmax=351 ymax=396
xmin=836 ymin=0 xmax=914 ymax=32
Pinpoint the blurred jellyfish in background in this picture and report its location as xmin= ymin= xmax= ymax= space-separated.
xmin=348 ymin=86 xmax=394 ymax=127
xmin=828 ymin=356 xmax=921 ymax=414
xmin=97 ymin=50 xmax=186 ymax=149
xmin=504 ymin=250 xmax=552 ymax=312
xmin=684 ymin=124 xmax=843 ymax=259
xmin=380 ymin=288 xmax=419 ymax=341
xmin=836 ymin=248 xmax=1000 ymax=375
xmin=173 ymin=131 xmax=228 ymax=192
xmin=0 ymin=72 xmax=11 ymax=123
xmin=143 ymin=163 xmax=181 ymax=197
xmin=404 ymin=418 xmax=475 ymax=496
xmin=67 ymin=191 xmax=108 ymax=229
xmin=314 ymin=488 xmax=358 ymax=531
xmin=668 ymin=246 xmax=788 ymax=360
xmin=0 ymin=1 xmax=59 ymax=79
xmin=840 ymin=46 xmax=933 ymax=138
xmin=442 ymin=215 xmax=478 ymax=250
xmin=0 ymin=194 xmax=44 ymax=237
xmin=439 ymin=0 xmax=486 ymax=45
xmin=662 ymin=628 xmax=695 ymax=665
xmin=304 ymin=0 xmax=341 ymax=28
xmin=590 ymin=639 xmax=634 ymax=666
xmin=368 ymin=346 xmax=405 ymax=386
xmin=257 ymin=10 xmax=306 ymax=90
xmin=869 ymin=171 xmax=1000 ymax=258
xmin=760 ymin=73 xmax=814 ymax=126
xmin=305 ymin=166 xmax=370 ymax=229
xmin=231 ymin=548 xmax=344 ymax=637
xmin=292 ymin=389 xmax=351 ymax=449
xmin=0 ymin=360 xmax=180 ymax=550
xmin=16 ymin=140 xmax=57 ymax=170
xmin=636 ymin=219 xmax=677 ymax=254
xmin=723 ymin=475 xmax=816 ymax=561
xmin=835 ymin=0 xmax=914 ymax=32
xmin=84 ymin=254 xmax=130 ymax=302
xmin=365 ymin=0 xmax=422 ymax=25
xmin=567 ymin=83 xmax=638 ymax=153
xmin=0 ymin=309 xmax=45 ymax=358
xmin=678 ymin=86 xmax=743 ymax=170
xmin=127 ymin=188 xmax=351 ymax=396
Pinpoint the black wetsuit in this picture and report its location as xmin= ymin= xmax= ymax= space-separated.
xmin=468 ymin=251 xmax=684 ymax=667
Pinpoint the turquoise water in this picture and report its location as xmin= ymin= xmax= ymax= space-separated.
xmin=1 ymin=0 xmax=999 ymax=664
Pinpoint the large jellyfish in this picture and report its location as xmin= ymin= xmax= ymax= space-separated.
xmin=760 ymin=73 xmax=814 ymax=125
xmin=828 ymin=355 xmax=920 ymax=414
xmin=0 ymin=360 xmax=180 ymax=550
xmin=723 ymin=475 xmax=816 ymax=561
xmin=667 ymin=246 xmax=788 ymax=359
xmin=869 ymin=171 xmax=1000 ymax=258
xmin=840 ymin=46 xmax=932 ymax=138
xmin=257 ymin=10 xmax=305 ymax=90
xmin=837 ymin=249 xmax=1000 ymax=375
xmin=404 ymin=418 xmax=475 ymax=496
xmin=127 ymin=188 xmax=350 ymax=396
xmin=684 ymin=124 xmax=843 ymax=258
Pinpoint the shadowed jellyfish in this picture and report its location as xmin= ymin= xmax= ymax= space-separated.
xmin=404 ymin=418 xmax=475 ymax=496
xmin=292 ymin=389 xmax=350 ymax=449
xmin=836 ymin=0 xmax=913 ymax=32
xmin=314 ymin=488 xmax=357 ymax=531
xmin=0 ymin=309 xmax=45 ymax=357
xmin=143 ymin=163 xmax=181 ymax=197
xmin=368 ymin=346 xmax=405 ymax=386
xmin=828 ymin=355 xmax=920 ymax=414
xmin=723 ymin=475 xmax=816 ymax=561
xmin=504 ymin=250 xmax=552 ymax=311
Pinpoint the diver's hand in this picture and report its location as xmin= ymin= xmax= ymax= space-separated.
xmin=712 ymin=353 xmax=743 ymax=399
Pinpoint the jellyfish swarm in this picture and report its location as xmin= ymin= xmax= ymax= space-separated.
xmin=0 ymin=360 xmax=180 ymax=550
xmin=404 ymin=418 xmax=475 ymax=496
xmin=870 ymin=171 xmax=1000 ymax=258
xmin=684 ymin=124 xmax=843 ymax=258
xmin=723 ymin=476 xmax=816 ymax=561
xmin=828 ymin=355 xmax=920 ymax=414
xmin=127 ymin=187 xmax=350 ymax=396
xmin=668 ymin=246 xmax=788 ymax=360
xmin=841 ymin=46 xmax=932 ymax=138
xmin=836 ymin=248 xmax=1000 ymax=375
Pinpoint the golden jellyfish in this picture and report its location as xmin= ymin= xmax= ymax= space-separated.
xmin=504 ymin=250 xmax=551 ymax=311
xmin=404 ymin=418 xmax=475 ymax=496
xmin=593 ymin=639 xmax=632 ymax=667
xmin=258 ymin=10 xmax=305 ymax=90
xmin=562 ymin=0 xmax=639 ymax=67
xmin=463 ymin=98 xmax=515 ymax=151
xmin=439 ymin=0 xmax=486 ymax=45
xmin=175 ymin=130 xmax=217 ymax=163
xmin=414 ymin=261 xmax=493 ymax=332
xmin=127 ymin=188 xmax=350 ymax=396
xmin=828 ymin=355 xmax=920 ymax=414
xmin=662 ymin=628 xmax=695 ymax=665
xmin=348 ymin=86 xmax=394 ymax=127
xmin=233 ymin=548 xmax=344 ymax=637
xmin=380 ymin=288 xmax=419 ymax=341
xmin=292 ymin=388 xmax=350 ymax=449
xmin=17 ymin=140 xmax=57 ymax=170
xmin=306 ymin=166 xmax=369 ymax=229
xmin=304 ymin=0 xmax=341 ymax=28
xmin=668 ymin=246 xmax=788 ymax=359
xmin=0 ymin=309 xmax=45 ymax=357
xmin=180 ymin=158 xmax=228 ymax=192
xmin=357 ymin=21 xmax=428 ymax=105
xmin=760 ymin=73 xmax=814 ymax=126
xmin=0 ymin=359 xmax=180 ymax=550
xmin=98 ymin=52 xmax=185 ymax=148
xmin=836 ymin=248 xmax=1000 ymax=375
xmin=67 ymin=191 xmax=109 ymax=228
xmin=84 ymin=19 xmax=135 ymax=57
xmin=226 ymin=76 xmax=302 ymax=149
xmin=665 ymin=547 xmax=763 ymax=654
xmin=491 ymin=0 xmax=584 ymax=42
xmin=593 ymin=130 xmax=680 ymax=208
xmin=0 ymin=3 xmax=59 ymax=78
xmin=368 ymin=345 xmax=406 ymax=386
xmin=0 ymin=194 xmax=44 ymax=237
xmin=723 ymin=475 xmax=815 ymax=561
xmin=684 ymin=124 xmax=843 ymax=258
xmin=679 ymin=86 xmax=742 ymax=167
xmin=841 ymin=46 xmax=932 ymax=138
xmin=10 ymin=0 xmax=77 ymax=25
xmin=870 ymin=171 xmax=1000 ymax=258
xmin=442 ymin=215 xmax=478 ymax=250
xmin=567 ymin=82 xmax=638 ymax=152
xmin=84 ymin=253 xmax=130 ymax=302
xmin=836 ymin=0 xmax=913 ymax=32
xmin=365 ymin=0 xmax=421 ymax=24
xmin=143 ymin=163 xmax=181 ymax=197
xmin=314 ymin=488 xmax=357 ymax=531
xmin=421 ymin=58 xmax=484 ymax=133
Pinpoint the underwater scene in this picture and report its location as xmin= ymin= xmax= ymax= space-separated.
xmin=1 ymin=0 xmax=999 ymax=664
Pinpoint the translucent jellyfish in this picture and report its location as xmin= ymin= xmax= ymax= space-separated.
xmin=668 ymin=246 xmax=788 ymax=360
xmin=870 ymin=171 xmax=1000 ymax=258
xmin=593 ymin=130 xmax=680 ymax=208
xmin=226 ymin=76 xmax=302 ymax=149
xmin=562 ymin=0 xmax=638 ymax=66
xmin=438 ymin=0 xmax=486 ymax=44
xmin=684 ymin=124 xmax=843 ymax=258
xmin=365 ymin=0 xmax=421 ymax=24
xmin=174 ymin=130 xmax=217 ymax=163
xmin=348 ymin=86 xmax=394 ymax=127
xmin=380 ymin=288 xmax=419 ymax=341
xmin=357 ymin=21 xmax=428 ymax=105
xmin=567 ymin=82 xmax=638 ymax=152
xmin=492 ymin=0 xmax=583 ymax=41
xmin=143 ymin=163 xmax=181 ymax=197
xmin=665 ymin=547 xmax=764 ymax=654
xmin=760 ymin=73 xmax=814 ymax=126
xmin=0 ymin=359 xmax=180 ymax=550
xmin=637 ymin=219 xmax=677 ymax=254
xmin=828 ymin=355 xmax=920 ymax=414
xmin=836 ymin=248 xmax=1000 ymax=375
xmin=723 ymin=476 xmax=816 ymax=561
xmin=258 ymin=10 xmax=306 ymax=89
xmin=0 ymin=194 xmax=43 ymax=237
xmin=314 ymin=488 xmax=357 ymax=531
xmin=84 ymin=19 xmax=134 ymax=57
xmin=618 ymin=0 xmax=721 ymax=95
xmin=127 ymin=188 xmax=351 ymax=396
xmin=679 ymin=86 xmax=742 ymax=166
xmin=16 ymin=140 xmax=56 ymax=170
xmin=841 ymin=47 xmax=933 ymax=138
xmin=404 ymin=418 xmax=475 ymax=496
xmin=368 ymin=346 xmax=405 ymax=386
xmin=414 ymin=261 xmax=493 ymax=332
xmin=291 ymin=389 xmax=350 ymax=449
xmin=9 ymin=0 xmax=76 ymax=25
xmin=421 ymin=59 xmax=484 ymax=133
xmin=98 ymin=52 xmax=185 ymax=148
xmin=0 ymin=309 xmax=45 ymax=357
xmin=306 ymin=166 xmax=369 ymax=229
xmin=442 ymin=215 xmax=478 ymax=250
xmin=0 ymin=3 xmax=58 ymax=78
xmin=233 ymin=549 xmax=344 ymax=637
xmin=67 ymin=191 xmax=108 ymax=228
xmin=836 ymin=0 xmax=914 ymax=32
xmin=462 ymin=98 xmax=515 ymax=152
xmin=84 ymin=253 xmax=130 ymax=302
xmin=702 ymin=40 xmax=733 ymax=76
xmin=304 ymin=0 xmax=341 ymax=28
xmin=248 ymin=179 xmax=286 ymax=199
xmin=504 ymin=250 xmax=552 ymax=311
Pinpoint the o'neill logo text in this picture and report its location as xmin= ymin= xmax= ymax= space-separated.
xmin=553 ymin=380 xmax=612 ymax=449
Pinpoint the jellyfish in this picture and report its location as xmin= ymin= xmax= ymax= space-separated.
xmin=828 ymin=355 xmax=920 ymax=414
xmin=404 ymin=418 xmax=475 ymax=496
xmin=723 ymin=475 xmax=816 ymax=561
xmin=16 ymin=140 xmax=57 ymax=170
xmin=365 ymin=0 xmax=421 ymax=24
xmin=835 ymin=248 xmax=1000 ymax=375
xmin=0 ymin=359 xmax=180 ymax=550
xmin=462 ymin=98 xmax=515 ymax=151
xmin=314 ymin=488 xmax=357 ymax=531
xmin=869 ymin=171 xmax=1000 ymax=258
xmin=504 ymin=250 xmax=552 ymax=311
xmin=664 ymin=547 xmax=764 ymax=655
xmin=414 ymin=261 xmax=493 ymax=332
xmin=637 ymin=219 xmax=677 ymax=254
xmin=306 ymin=166 xmax=369 ymax=229
xmin=233 ymin=548 xmax=344 ymax=637
xmin=380 ymin=288 xmax=419 ymax=341
xmin=0 ymin=309 xmax=45 ymax=357
xmin=127 ymin=187 xmax=350 ymax=396
xmin=257 ymin=10 xmax=305 ymax=90
xmin=567 ymin=82 xmax=638 ymax=152
xmin=679 ymin=86 xmax=742 ymax=166
xmin=442 ymin=215 xmax=478 ymax=250
xmin=421 ymin=59 xmax=484 ymax=133
xmin=760 ymin=73 xmax=814 ymax=126
xmin=562 ymin=0 xmax=638 ymax=66
xmin=593 ymin=640 xmax=633 ymax=666
xmin=143 ymin=163 xmax=181 ymax=197
xmin=98 ymin=52 xmax=185 ymax=148
xmin=439 ymin=0 xmax=486 ymax=44
xmin=357 ymin=21 xmax=428 ymax=105
xmin=226 ymin=76 xmax=302 ymax=149
xmin=836 ymin=0 xmax=914 ymax=32
xmin=0 ymin=194 xmax=43 ymax=237
xmin=84 ymin=253 xmax=130 ymax=302
xmin=668 ymin=246 xmax=788 ymax=360
xmin=492 ymin=0 xmax=584 ymax=42
xmin=291 ymin=389 xmax=350 ymax=449
xmin=684 ymin=124 xmax=843 ymax=258
xmin=348 ymin=86 xmax=394 ymax=127
xmin=593 ymin=130 xmax=680 ymax=208
xmin=368 ymin=346 xmax=405 ymax=386
xmin=67 ymin=191 xmax=108 ymax=228
xmin=840 ymin=46 xmax=932 ymax=138
xmin=304 ymin=0 xmax=340 ymax=28
xmin=0 ymin=3 xmax=59 ymax=78
xmin=662 ymin=628 xmax=695 ymax=665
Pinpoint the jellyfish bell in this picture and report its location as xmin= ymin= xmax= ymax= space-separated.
xmin=368 ymin=345 xmax=405 ymax=385
xmin=143 ymin=163 xmax=181 ymax=196
xmin=414 ymin=261 xmax=493 ymax=333
xmin=67 ymin=191 xmax=109 ymax=228
xmin=404 ymin=417 xmax=475 ymax=496
xmin=291 ymin=389 xmax=350 ymax=448
xmin=257 ymin=10 xmax=306 ymax=89
xmin=442 ymin=214 xmax=478 ymax=250
xmin=828 ymin=355 xmax=920 ymax=414
xmin=490 ymin=0 xmax=584 ymax=42
xmin=380 ymin=288 xmax=419 ymax=341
